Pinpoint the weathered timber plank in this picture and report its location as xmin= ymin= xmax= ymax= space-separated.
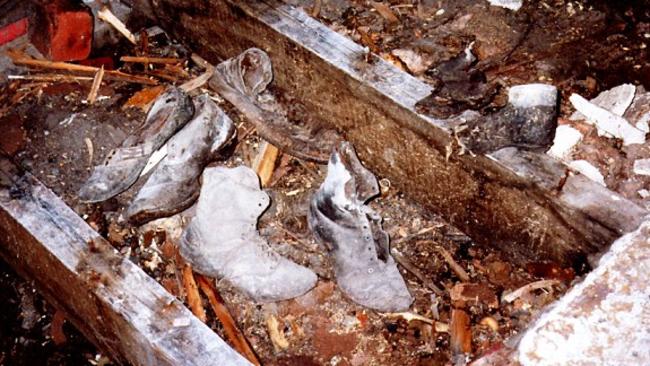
xmin=516 ymin=216 xmax=650 ymax=365
xmin=0 ymin=157 xmax=251 ymax=366
xmin=129 ymin=0 xmax=646 ymax=267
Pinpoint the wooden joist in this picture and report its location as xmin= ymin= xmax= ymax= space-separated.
xmin=0 ymin=157 xmax=250 ymax=366
xmin=132 ymin=0 xmax=646 ymax=267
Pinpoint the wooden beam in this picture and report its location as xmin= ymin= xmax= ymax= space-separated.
xmin=0 ymin=157 xmax=251 ymax=366
xmin=132 ymin=0 xmax=646 ymax=267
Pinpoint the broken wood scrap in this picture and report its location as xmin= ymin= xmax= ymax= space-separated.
xmin=265 ymin=313 xmax=289 ymax=352
xmin=180 ymin=54 xmax=215 ymax=92
xmin=253 ymin=140 xmax=280 ymax=187
xmin=121 ymin=56 xmax=182 ymax=64
xmin=97 ymin=6 xmax=137 ymax=44
xmin=310 ymin=0 xmax=321 ymax=18
xmin=450 ymin=309 xmax=472 ymax=359
xmin=390 ymin=248 xmax=444 ymax=296
xmin=51 ymin=310 xmax=67 ymax=346
xmin=10 ymin=56 xmax=157 ymax=85
xmin=371 ymin=2 xmax=400 ymax=24
xmin=139 ymin=29 xmax=149 ymax=55
xmin=392 ymin=225 xmax=442 ymax=245
xmin=86 ymin=66 xmax=105 ymax=104
xmin=84 ymin=137 xmax=94 ymax=165
xmin=8 ymin=74 xmax=95 ymax=82
xmin=196 ymin=275 xmax=261 ymax=366
xmin=163 ymin=239 xmax=187 ymax=301
xmin=144 ymin=69 xmax=179 ymax=82
xmin=436 ymin=245 xmax=471 ymax=282
xmin=502 ymin=279 xmax=561 ymax=303
xmin=164 ymin=63 xmax=192 ymax=79
xmin=122 ymin=85 xmax=166 ymax=111
xmin=266 ymin=153 xmax=293 ymax=188
xmin=181 ymin=264 xmax=207 ymax=322
xmin=385 ymin=312 xmax=449 ymax=333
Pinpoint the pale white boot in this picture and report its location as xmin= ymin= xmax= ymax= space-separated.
xmin=180 ymin=166 xmax=317 ymax=302
xmin=309 ymin=142 xmax=413 ymax=312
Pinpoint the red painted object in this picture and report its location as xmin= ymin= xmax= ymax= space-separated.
xmin=0 ymin=18 xmax=28 ymax=46
xmin=30 ymin=0 xmax=93 ymax=61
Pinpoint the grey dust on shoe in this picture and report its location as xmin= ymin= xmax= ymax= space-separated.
xmin=78 ymin=86 xmax=194 ymax=202
xmin=179 ymin=166 xmax=317 ymax=302
xmin=209 ymin=48 xmax=340 ymax=163
xmin=126 ymin=94 xmax=236 ymax=225
xmin=455 ymin=83 xmax=559 ymax=154
xmin=308 ymin=142 xmax=413 ymax=312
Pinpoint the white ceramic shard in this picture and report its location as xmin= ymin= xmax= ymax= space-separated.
xmin=180 ymin=166 xmax=317 ymax=302
xmin=487 ymin=0 xmax=522 ymax=11
xmin=570 ymin=83 xmax=636 ymax=120
xmin=569 ymin=94 xmax=646 ymax=146
xmin=633 ymin=159 xmax=650 ymax=177
xmin=568 ymin=160 xmax=606 ymax=186
xmin=547 ymin=125 xmax=583 ymax=161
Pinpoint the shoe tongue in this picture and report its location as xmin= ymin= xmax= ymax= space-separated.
xmin=335 ymin=142 xmax=379 ymax=204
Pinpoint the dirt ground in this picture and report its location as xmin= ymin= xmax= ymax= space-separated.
xmin=0 ymin=76 xmax=571 ymax=366
xmin=1 ymin=0 xmax=648 ymax=365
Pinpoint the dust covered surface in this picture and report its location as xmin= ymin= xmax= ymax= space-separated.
xmin=289 ymin=0 xmax=649 ymax=91
xmin=0 ymin=78 xmax=571 ymax=365
xmin=2 ymin=0 xmax=649 ymax=364
xmin=286 ymin=0 xmax=650 ymax=208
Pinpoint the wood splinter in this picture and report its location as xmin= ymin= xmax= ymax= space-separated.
xmin=121 ymin=56 xmax=182 ymax=64
xmin=502 ymin=279 xmax=561 ymax=303
xmin=196 ymin=274 xmax=261 ymax=366
xmin=180 ymin=54 xmax=216 ymax=92
xmin=9 ymin=55 xmax=157 ymax=85
xmin=97 ymin=6 xmax=137 ymax=44
xmin=181 ymin=264 xmax=207 ymax=322
xmin=86 ymin=66 xmax=105 ymax=104
xmin=253 ymin=140 xmax=280 ymax=187
xmin=450 ymin=309 xmax=472 ymax=357
xmin=391 ymin=248 xmax=444 ymax=296
xmin=436 ymin=245 xmax=471 ymax=282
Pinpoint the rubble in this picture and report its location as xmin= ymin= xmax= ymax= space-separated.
xmin=2 ymin=0 xmax=650 ymax=364
xmin=391 ymin=48 xmax=433 ymax=75
xmin=309 ymin=142 xmax=413 ymax=312
xmin=569 ymin=93 xmax=646 ymax=146
xmin=180 ymin=166 xmax=317 ymax=302
xmin=570 ymin=83 xmax=636 ymax=121
xmin=547 ymin=125 xmax=583 ymax=161
xmin=517 ymin=218 xmax=650 ymax=366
